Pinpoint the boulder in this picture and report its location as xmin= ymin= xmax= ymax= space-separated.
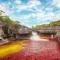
xmin=55 ymin=32 xmax=60 ymax=38
xmin=17 ymin=26 xmax=32 ymax=34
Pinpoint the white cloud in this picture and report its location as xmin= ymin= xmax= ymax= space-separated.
xmin=0 ymin=3 xmax=14 ymax=16
xmin=53 ymin=0 xmax=60 ymax=8
xmin=27 ymin=0 xmax=41 ymax=8
xmin=0 ymin=3 xmax=8 ymax=16
xmin=45 ymin=7 xmax=53 ymax=12
xmin=16 ymin=0 xmax=41 ymax=11
xmin=15 ymin=0 xmax=21 ymax=4
xmin=16 ymin=5 xmax=27 ymax=11
xmin=20 ymin=9 xmax=60 ymax=22
xmin=37 ymin=11 xmax=60 ymax=22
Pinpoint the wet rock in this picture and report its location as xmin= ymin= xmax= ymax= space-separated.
xmin=36 ymin=26 xmax=60 ymax=36
xmin=0 ymin=21 xmax=5 ymax=38
xmin=55 ymin=32 xmax=60 ymax=38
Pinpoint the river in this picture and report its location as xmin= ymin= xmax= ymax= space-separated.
xmin=0 ymin=31 xmax=60 ymax=60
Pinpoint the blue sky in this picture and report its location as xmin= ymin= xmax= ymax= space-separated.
xmin=0 ymin=0 xmax=60 ymax=27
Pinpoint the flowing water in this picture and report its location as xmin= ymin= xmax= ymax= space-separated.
xmin=0 ymin=31 xmax=60 ymax=60
xmin=30 ymin=31 xmax=48 ymax=41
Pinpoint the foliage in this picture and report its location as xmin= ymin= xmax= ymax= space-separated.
xmin=0 ymin=10 xmax=20 ymax=35
xmin=50 ymin=20 xmax=60 ymax=26
xmin=0 ymin=10 xmax=17 ymax=25
xmin=33 ymin=20 xmax=60 ymax=29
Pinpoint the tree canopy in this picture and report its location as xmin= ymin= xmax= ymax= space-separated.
xmin=0 ymin=10 xmax=19 ymax=26
xmin=0 ymin=10 xmax=20 ymax=35
xmin=33 ymin=20 xmax=60 ymax=29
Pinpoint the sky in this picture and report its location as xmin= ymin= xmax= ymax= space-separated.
xmin=0 ymin=0 xmax=60 ymax=27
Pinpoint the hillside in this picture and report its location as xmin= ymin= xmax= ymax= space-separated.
xmin=33 ymin=20 xmax=60 ymax=29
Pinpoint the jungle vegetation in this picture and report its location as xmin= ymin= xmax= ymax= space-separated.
xmin=32 ymin=20 xmax=60 ymax=29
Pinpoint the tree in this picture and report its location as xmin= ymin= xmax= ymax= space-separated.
xmin=33 ymin=20 xmax=60 ymax=29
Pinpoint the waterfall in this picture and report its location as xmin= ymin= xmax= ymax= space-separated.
xmin=30 ymin=31 xmax=48 ymax=41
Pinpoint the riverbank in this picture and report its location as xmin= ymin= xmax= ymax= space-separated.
xmin=34 ymin=26 xmax=60 ymax=38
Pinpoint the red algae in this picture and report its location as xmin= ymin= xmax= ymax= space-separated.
xmin=0 ymin=40 xmax=60 ymax=60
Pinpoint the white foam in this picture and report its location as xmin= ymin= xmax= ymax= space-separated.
xmin=30 ymin=32 xmax=48 ymax=41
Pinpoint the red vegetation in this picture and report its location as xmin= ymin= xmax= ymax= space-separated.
xmin=0 ymin=40 xmax=60 ymax=60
